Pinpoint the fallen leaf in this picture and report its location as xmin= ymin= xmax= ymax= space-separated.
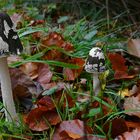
xmin=20 ymin=62 xmax=39 ymax=80
xmin=108 ymin=53 xmax=127 ymax=71
xmin=53 ymin=119 xmax=94 ymax=140
xmin=128 ymin=39 xmax=140 ymax=58
xmin=126 ymin=121 xmax=140 ymax=130
xmin=63 ymin=58 xmax=85 ymax=81
xmin=63 ymin=68 xmax=75 ymax=81
xmin=41 ymin=32 xmax=73 ymax=51
xmin=37 ymin=96 xmax=55 ymax=111
xmin=25 ymin=108 xmax=61 ymax=131
xmin=41 ymin=32 xmax=73 ymax=61
xmin=37 ymin=64 xmax=53 ymax=89
xmin=60 ymin=130 xmax=81 ymax=139
xmin=124 ymin=95 xmax=140 ymax=118
xmin=9 ymin=68 xmax=42 ymax=111
xmin=115 ymin=128 xmax=140 ymax=140
xmin=103 ymin=118 xmax=128 ymax=138
xmin=108 ymin=53 xmax=131 ymax=79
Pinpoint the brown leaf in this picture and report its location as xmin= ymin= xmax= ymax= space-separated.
xmin=20 ymin=62 xmax=39 ymax=80
xmin=41 ymin=32 xmax=73 ymax=61
xmin=52 ymin=119 xmax=96 ymax=140
xmin=108 ymin=53 xmax=131 ymax=79
xmin=103 ymin=118 xmax=128 ymax=138
xmin=9 ymin=68 xmax=42 ymax=111
xmin=60 ymin=130 xmax=81 ymax=139
xmin=63 ymin=68 xmax=75 ymax=81
xmin=25 ymin=108 xmax=61 ymax=131
xmin=53 ymin=119 xmax=84 ymax=140
xmin=126 ymin=121 xmax=140 ymax=130
xmin=115 ymin=128 xmax=140 ymax=140
xmin=37 ymin=64 xmax=53 ymax=89
xmin=37 ymin=96 xmax=55 ymax=111
xmin=20 ymin=63 xmax=53 ymax=89
xmin=128 ymin=39 xmax=140 ymax=58
xmin=124 ymin=95 xmax=140 ymax=118
xmin=41 ymin=32 xmax=73 ymax=51
xmin=63 ymin=58 xmax=85 ymax=81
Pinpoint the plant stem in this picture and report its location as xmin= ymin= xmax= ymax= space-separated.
xmin=93 ymin=73 xmax=101 ymax=96
xmin=0 ymin=57 xmax=18 ymax=122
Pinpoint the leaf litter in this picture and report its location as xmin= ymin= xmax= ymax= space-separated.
xmin=2 ymin=10 xmax=140 ymax=140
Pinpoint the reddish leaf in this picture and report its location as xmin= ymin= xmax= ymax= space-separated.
xmin=37 ymin=96 xmax=55 ymax=111
xmin=53 ymin=119 xmax=94 ymax=140
xmin=37 ymin=64 xmax=53 ymax=89
xmin=20 ymin=63 xmax=53 ymax=89
xmin=30 ymin=19 xmax=45 ymax=26
xmin=103 ymin=118 xmax=128 ymax=138
xmin=126 ymin=121 xmax=140 ymax=130
xmin=8 ymin=68 xmax=42 ymax=111
xmin=114 ymin=71 xmax=134 ymax=79
xmin=41 ymin=32 xmax=74 ymax=61
xmin=25 ymin=108 xmax=61 ymax=131
xmin=32 ymin=32 xmax=43 ymax=41
xmin=115 ymin=128 xmax=140 ymax=140
xmin=60 ymin=130 xmax=81 ymax=139
xmin=63 ymin=58 xmax=85 ymax=81
xmin=108 ymin=53 xmax=129 ymax=79
xmin=41 ymin=32 xmax=63 ymax=47
xmin=63 ymin=68 xmax=75 ymax=81
xmin=20 ymin=62 xmax=39 ymax=80
xmin=108 ymin=53 xmax=127 ymax=71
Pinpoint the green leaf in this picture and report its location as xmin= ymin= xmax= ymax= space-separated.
xmin=19 ymin=27 xmax=48 ymax=38
xmin=42 ymin=86 xmax=58 ymax=96
xmin=84 ymin=30 xmax=98 ymax=40
xmin=10 ymin=59 xmax=79 ymax=69
xmin=57 ymin=16 xmax=69 ymax=24
xmin=87 ymin=108 xmax=101 ymax=117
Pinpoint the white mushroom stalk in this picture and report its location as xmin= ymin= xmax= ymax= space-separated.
xmin=0 ymin=57 xmax=17 ymax=121
xmin=85 ymin=47 xmax=105 ymax=96
xmin=0 ymin=13 xmax=23 ymax=122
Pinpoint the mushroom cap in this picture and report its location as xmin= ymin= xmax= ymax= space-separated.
xmin=0 ymin=13 xmax=23 ymax=57
xmin=85 ymin=47 xmax=106 ymax=73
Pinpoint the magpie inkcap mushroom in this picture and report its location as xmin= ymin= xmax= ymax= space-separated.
xmin=0 ymin=12 xmax=23 ymax=122
xmin=85 ymin=47 xmax=106 ymax=96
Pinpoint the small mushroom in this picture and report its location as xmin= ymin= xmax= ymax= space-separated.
xmin=0 ymin=13 xmax=23 ymax=122
xmin=85 ymin=47 xmax=105 ymax=96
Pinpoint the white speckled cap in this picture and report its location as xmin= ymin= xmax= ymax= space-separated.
xmin=0 ymin=13 xmax=23 ymax=57
xmin=85 ymin=47 xmax=106 ymax=73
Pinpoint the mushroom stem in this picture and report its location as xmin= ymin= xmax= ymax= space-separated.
xmin=0 ymin=57 xmax=18 ymax=122
xmin=93 ymin=73 xmax=101 ymax=96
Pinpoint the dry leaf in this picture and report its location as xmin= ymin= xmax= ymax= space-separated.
xmin=37 ymin=96 xmax=55 ymax=111
xmin=128 ymin=39 xmax=140 ymax=58
xmin=103 ymin=118 xmax=128 ymax=138
xmin=124 ymin=95 xmax=140 ymax=118
xmin=52 ymin=119 xmax=100 ymax=140
xmin=63 ymin=58 xmax=85 ymax=81
xmin=37 ymin=64 xmax=53 ymax=89
xmin=20 ymin=62 xmax=39 ymax=80
xmin=115 ymin=128 xmax=140 ymax=140
xmin=9 ymin=68 xmax=42 ymax=111
xmin=107 ymin=53 xmax=133 ymax=79
xmin=25 ymin=108 xmax=61 ymax=131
